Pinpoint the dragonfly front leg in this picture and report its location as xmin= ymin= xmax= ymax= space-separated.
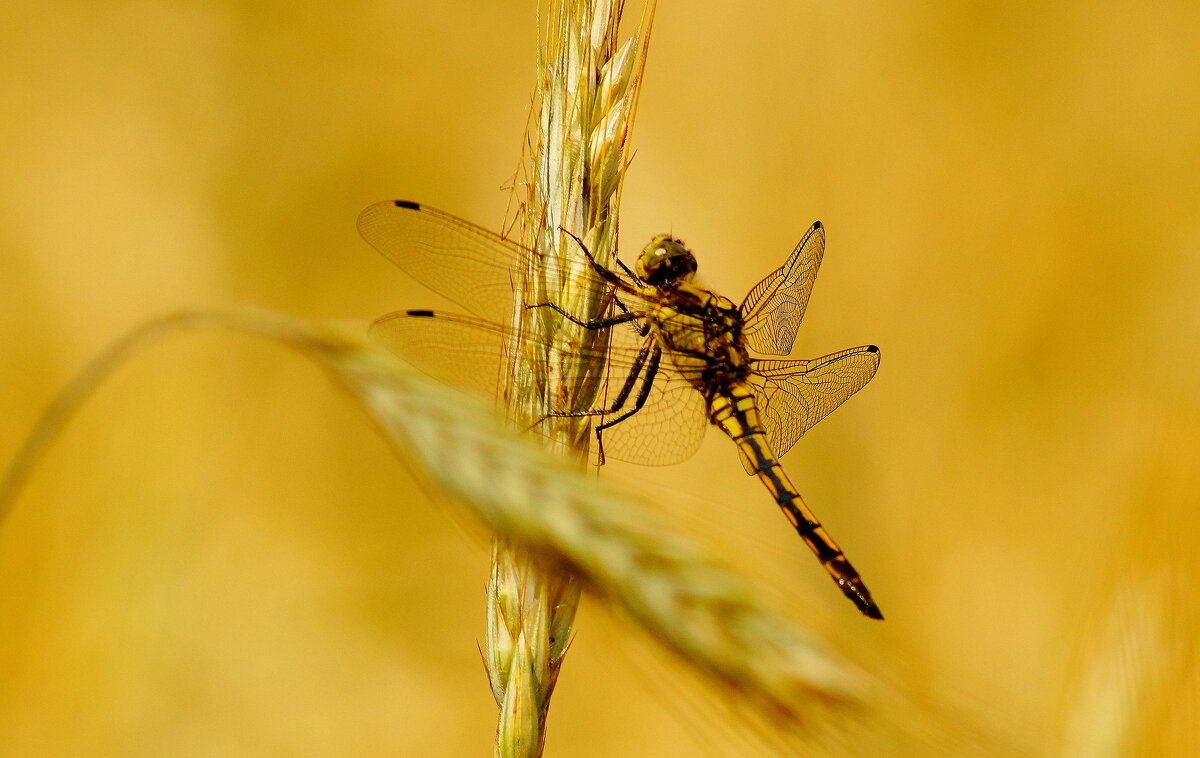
xmin=559 ymin=224 xmax=644 ymax=287
xmin=558 ymin=227 xmax=643 ymax=295
xmin=614 ymin=257 xmax=643 ymax=286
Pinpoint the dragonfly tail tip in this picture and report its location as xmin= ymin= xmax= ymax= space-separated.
xmin=840 ymin=578 xmax=884 ymax=620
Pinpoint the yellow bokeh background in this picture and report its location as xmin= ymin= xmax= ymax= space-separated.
xmin=2 ymin=1 xmax=1197 ymax=755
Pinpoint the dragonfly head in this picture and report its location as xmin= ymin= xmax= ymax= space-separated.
xmin=636 ymin=235 xmax=697 ymax=287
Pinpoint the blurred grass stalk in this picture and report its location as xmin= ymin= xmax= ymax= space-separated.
xmin=487 ymin=0 xmax=654 ymax=755
xmin=0 ymin=307 xmax=873 ymax=740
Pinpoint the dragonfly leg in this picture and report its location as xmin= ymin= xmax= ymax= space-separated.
xmin=541 ymin=344 xmax=661 ymax=466
xmin=593 ymin=345 xmax=662 ymax=464
xmin=558 ymin=227 xmax=642 ymax=294
xmin=561 ymin=226 xmax=645 ymax=287
xmin=600 ymin=342 xmax=654 ymax=416
xmin=542 ymin=342 xmax=650 ymax=422
xmin=614 ymin=257 xmax=644 ymax=286
xmin=525 ymin=302 xmax=641 ymax=330
xmin=612 ymin=295 xmax=651 ymax=336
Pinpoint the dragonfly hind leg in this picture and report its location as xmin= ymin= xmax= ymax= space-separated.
xmin=542 ymin=344 xmax=662 ymax=465
xmin=592 ymin=345 xmax=662 ymax=464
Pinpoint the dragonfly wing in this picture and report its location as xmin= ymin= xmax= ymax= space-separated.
xmin=749 ymin=344 xmax=880 ymax=458
xmin=739 ymin=221 xmax=825 ymax=356
xmin=371 ymin=309 xmax=709 ymax=466
xmin=371 ymin=309 xmax=513 ymax=399
xmin=358 ymin=200 xmax=630 ymax=326
xmin=358 ymin=200 xmax=533 ymax=325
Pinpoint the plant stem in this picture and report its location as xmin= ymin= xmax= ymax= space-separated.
xmin=486 ymin=1 xmax=654 ymax=755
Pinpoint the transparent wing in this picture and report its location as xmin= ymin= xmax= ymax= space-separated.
xmin=357 ymin=200 xmax=639 ymax=325
xmin=370 ymin=309 xmax=708 ymax=466
xmin=591 ymin=348 xmax=708 ymax=467
xmin=371 ymin=310 xmax=513 ymax=398
xmin=739 ymin=221 xmax=825 ymax=356
xmin=748 ymin=344 xmax=880 ymax=458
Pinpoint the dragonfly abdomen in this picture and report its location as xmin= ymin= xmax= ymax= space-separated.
xmin=708 ymin=389 xmax=884 ymax=619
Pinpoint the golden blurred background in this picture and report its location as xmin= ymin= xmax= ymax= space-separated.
xmin=2 ymin=1 xmax=1197 ymax=755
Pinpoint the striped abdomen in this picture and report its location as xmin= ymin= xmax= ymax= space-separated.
xmin=708 ymin=386 xmax=883 ymax=619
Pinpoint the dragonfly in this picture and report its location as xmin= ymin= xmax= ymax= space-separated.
xmin=358 ymin=200 xmax=883 ymax=618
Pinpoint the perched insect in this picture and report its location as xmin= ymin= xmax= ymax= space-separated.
xmin=358 ymin=200 xmax=883 ymax=618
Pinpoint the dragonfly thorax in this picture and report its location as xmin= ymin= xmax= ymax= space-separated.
xmin=636 ymin=234 xmax=697 ymax=287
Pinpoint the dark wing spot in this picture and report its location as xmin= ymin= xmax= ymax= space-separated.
xmin=811 ymin=220 xmax=822 ymax=230
xmin=866 ymin=345 xmax=879 ymax=353
xmin=406 ymin=309 xmax=435 ymax=317
xmin=394 ymin=200 xmax=421 ymax=210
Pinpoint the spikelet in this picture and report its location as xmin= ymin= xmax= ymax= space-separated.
xmin=486 ymin=0 xmax=656 ymax=754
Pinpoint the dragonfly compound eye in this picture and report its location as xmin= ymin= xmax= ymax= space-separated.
xmin=636 ymin=234 xmax=698 ymax=286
